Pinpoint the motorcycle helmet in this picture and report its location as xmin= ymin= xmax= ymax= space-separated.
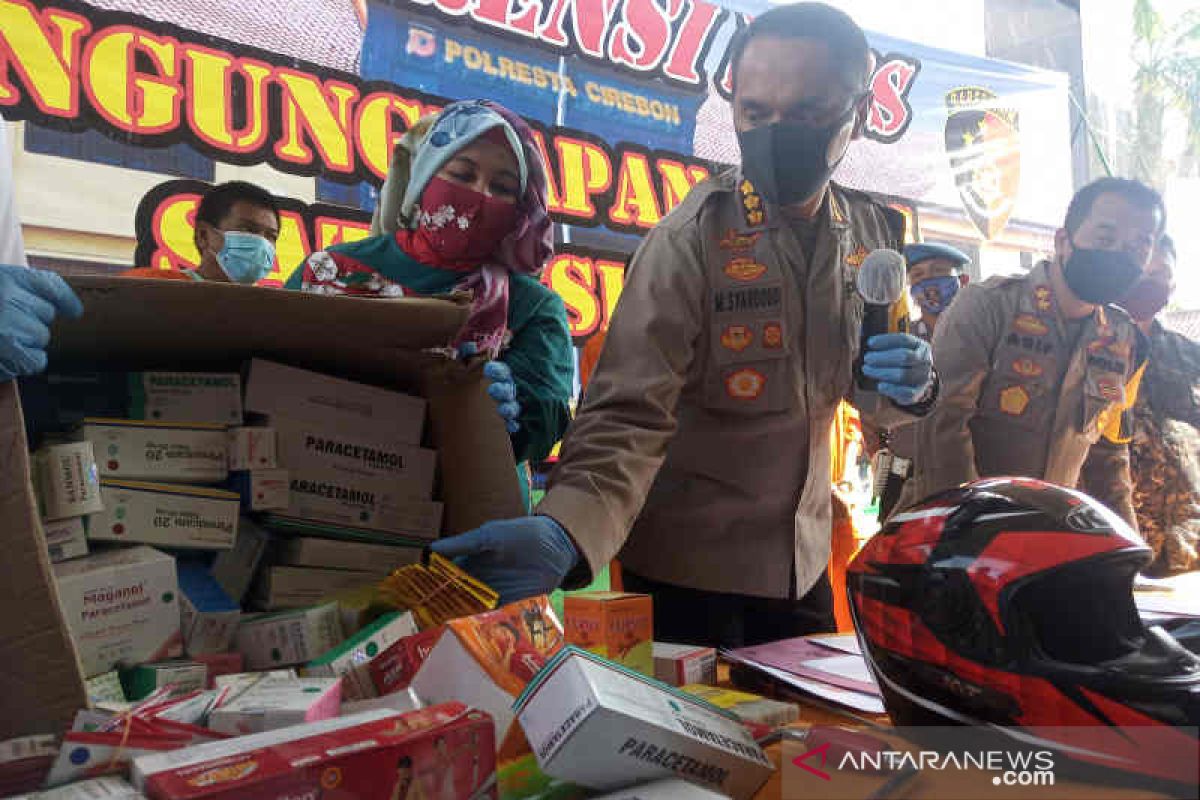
xmin=847 ymin=477 xmax=1200 ymax=785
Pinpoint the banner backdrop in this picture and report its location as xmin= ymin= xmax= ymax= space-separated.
xmin=1 ymin=0 xmax=1072 ymax=343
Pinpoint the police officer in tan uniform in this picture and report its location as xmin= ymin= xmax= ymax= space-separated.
xmin=900 ymin=178 xmax=1164 ymax=514
xmin=432 ymin=3 xmax=937 ymax=648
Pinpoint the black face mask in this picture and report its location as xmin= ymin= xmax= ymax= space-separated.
xmin=1060 ymin=238 xmax=1142 ymax=306
xmin=736 ymin=109 xmax=855 ymax=207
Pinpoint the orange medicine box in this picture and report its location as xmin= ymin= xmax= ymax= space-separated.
xmin=564 ymin=592 xmax=653 ymax=676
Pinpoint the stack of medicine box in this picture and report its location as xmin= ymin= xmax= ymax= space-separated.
xmin=241 ymin=359 xmax=439 ymax=614
xmin=27 ymin=372 xmax=248 ymax=691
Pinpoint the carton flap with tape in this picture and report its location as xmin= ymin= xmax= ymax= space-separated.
xmin=3 ymin=278 xmax=524 ymax=741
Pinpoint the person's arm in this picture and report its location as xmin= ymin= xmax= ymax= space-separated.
xmin=502 ymin=290 xmax=573 ymax=464
xmin=908 ymin=283 xmax=1003 ymax=499
xmin=1080 ymin=358 xmax=1145 ymax=530
xmin=536 ymin=221 xmax=706 ymax=586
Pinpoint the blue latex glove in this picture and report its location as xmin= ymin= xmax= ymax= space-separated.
xmin=456 ymin=342 xmax=521 ymax=434
xmin=429 ymin=516 xmax=580 ymax=605
xmin=0 ymin=264 xmax=83 ymax=381
xmin=862 ymin=332 xmax=934 ymax=405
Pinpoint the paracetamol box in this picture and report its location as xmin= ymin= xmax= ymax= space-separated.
xmin=284 ymin=471 xmax=443 ymax=539
xmin=225 ymin=469 xmax=288 ymax=512
xmin=515 ymin=647 xmax=773 ymax=799
xmin=225 ymin=427 xmax=275 ymax=470
xmin=78 ymin=419 xmax=228 ymax=484
xmin=653 ymin=643 xmax=718 ymax=687
xmin=43 ymin=516 xmax=89 ymax=562
xmin=250 ymin=566 xmax=383 ymax=611
xmin=210 ymin=517 xmax=270 ymax=603
xmin=206 ymin=675 xmax=341 ymax=735
xmin=243 ymin=359 xmax=426 ymax=445
xmin=131 ymin=373 xmax=242 ymax=426
xmin=233 ymin=603 xmax=344 ymax=670
xmin=177 ymin=562 xmax=241 ymax=656
xmin=88 ymin=481 xmax=239 ymax=550
xmin=272 ymin=417 xmax=436 ymax=498
xmin=301 ymin=611 xmax=418 ymax=701
xmin=33 ymin=441 xmax=104 ymax=520
xmin=277 ymin=536 xmax=422 ymax=574
xmin=52 ymin=546 xmax=183 ymax=677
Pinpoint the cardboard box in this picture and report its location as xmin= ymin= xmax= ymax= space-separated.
xmin=301 ymin=611 xmax=418 ymax=700
xmin=45 ymin=732 xmax=187 ymax=790
xmin=338 ymin=686 xmax=423 ymax=717
xmin=29 ymin=776 xmax=149 ymax=799
xmin=233 ymin=602 xmax=344 ymax=669
xmin=87 ymin=481 xmax=239 ymax=551
xmin=52 ymin=545 xmax=183 ymax=677
xmin=12 ymin=278 xmax=522 ymax=742
xmin=653 ymin=643 xmax=718 ymax=687
xmin=368 ymin=626 xmax=445 ymax=697
xmin=224 ymin=469 xmax=288 ymax=512
xmin=282 ymin=471 xmax=444 ymax=539
xmin=209 ymin=517 xmax=270 ymax=603
xmin=515 ymin=647 xmax=773 ymax=799
xmin=564 ymin=592 xmax=654 ymax=676
xmin=206 ymin=674 xmax=341 ymax=735
xmin=191 ymin=653 xmax=243 ymax=689
xmin=212 ymin=670 xmax=295 ymax=694
xmin=272 ymin=416 xmax=437 ymax=498
xmin=33 ymin=441 xmax=104 ymax=520
xmin=42 ymin=516 xmax=89 ymax=562
xmin=120 ymin=662 xmax=208 ymax=702
xmin=225 ymin=427 xmax=275 ymax=470
xmin=278 ymin=536 xmax=422 ymax=574
xmin=250 ymin=565 xmax=384 ymax=610
xmin=177 ymin=562 xmax=240 ymax=656
xmin=77 ymin=420 xmax=228 ymax=484
xmin=244 ymin=359 xmax=426 ymax=445
xmin=411 ymin=596 xmax=564 ymax=745
xmin=133 ymin=704 xmax=495 ymax=799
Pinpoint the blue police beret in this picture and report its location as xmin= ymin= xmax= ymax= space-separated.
xmin=903 ymin=242 xmax=971 ymax=270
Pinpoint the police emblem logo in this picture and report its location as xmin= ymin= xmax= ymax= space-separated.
xmin=720 ymin=325 xmax=754 ymax=352
xmin=719 ymin=229 xmax=761 ymax=251
xmin=1012 ymin=314 xmax=1048 ymax=337
xmin=1011 ymin=357 xmax=1043 ymax=378
xmin=724 ymin=257 xmax=767 ymax=282
xmin=1034 ymin=285 xmax=1053 ymax=313
xmin=945 ymin=87 xmax=1020 ymax=240
xmin=725 ymin=368 xmax=766 ymax=400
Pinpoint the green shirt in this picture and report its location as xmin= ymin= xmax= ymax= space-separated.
xmin=287 ymin=235 xmax=575 ymax=478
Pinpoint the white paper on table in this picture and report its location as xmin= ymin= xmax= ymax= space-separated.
xmin=1134 ymin=594 xmax=1200 ymax=617
xmin=740 ymin=658 xmax=886 ymax=714
xmin=800 ymin=654 xmax=879 ymax=688
xmin=806 ymin=633 xmax=862 ymax=655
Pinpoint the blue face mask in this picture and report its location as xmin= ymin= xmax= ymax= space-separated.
xmin=910 ymin=275 xmax=961 ymax=315
xmin=217 ymin=231 xmax=275 ymax=284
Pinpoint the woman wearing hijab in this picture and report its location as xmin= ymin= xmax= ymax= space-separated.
xmin=287 ymin=100 xmax=574 ymax=505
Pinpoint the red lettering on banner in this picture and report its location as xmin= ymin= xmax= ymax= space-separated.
xmin=865 ymin=53 xmax=920 ymax=143
xmin=539 ymin=0 xmax=621 ymax=58
xmin=663 ymin=0 xmax=723 ymax=86
xmin=609 ymin=0 xmax=684 ymax=72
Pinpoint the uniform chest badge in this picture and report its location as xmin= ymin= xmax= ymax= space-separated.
xmin=720 ymin=325 xmax=754 ymax=352
xmin=762 ymin=322 xmax=783 ymax=349
xmin=724 ymin=257 xmax=767 ymax=282
xmin=845 ymin=246 xmax=869 ymax=267
xmin=1034 ymin=285 xmax=1054 ymax=313
xmin=999 ymin=385 xmax=1031 ymax=416
xmin=1097 ymin=379 xmax=1121 ymax=402
xmin=1012 ymin=357 xmax=1044 ymax=378
xmin=726 ymin=368 xmax=766 ymax=401
xmin=739 ymin=179 xmax=766 ymax=228
xmin=719 ymin=229 xmax=761 ymax=251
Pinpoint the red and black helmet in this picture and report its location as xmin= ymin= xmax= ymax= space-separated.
xmin=848 ymin=477 xmax=1200 ymax=785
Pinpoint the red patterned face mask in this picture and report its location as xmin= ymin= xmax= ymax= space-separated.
xmin=403 ymin=176 xmax=519 ymax=270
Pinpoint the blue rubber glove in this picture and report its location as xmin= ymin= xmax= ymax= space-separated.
xmin=0 ymin=264 xmax=83 ymax=381
xmin=456 ymin=342 xmax=521 ymax=434
xmin=429 ymin=516 xmax=580 ymax=606
xmin=862 ymin=332 xmax=934 ymax=406
xmin=484 ymin=361 xmax=521 ymax=434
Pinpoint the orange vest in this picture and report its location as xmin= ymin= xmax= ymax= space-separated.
xmin=120 ymin=267 xmax=200 ymax=281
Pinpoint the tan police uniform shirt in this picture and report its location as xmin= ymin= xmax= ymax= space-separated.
xmin=537 ymin=170 xmax=920 ymax=600
xmin=899 ymin=261 xmax=1138 ymax=510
